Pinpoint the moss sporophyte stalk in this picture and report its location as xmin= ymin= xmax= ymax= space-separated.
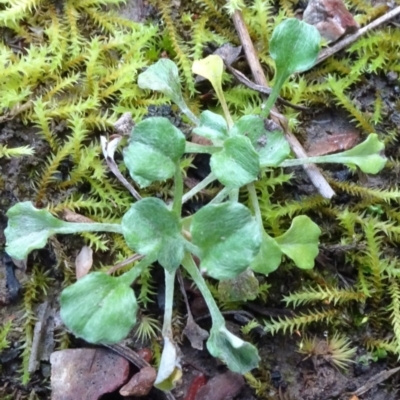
xmin=4 ymin=18 xmax=387 ymax=390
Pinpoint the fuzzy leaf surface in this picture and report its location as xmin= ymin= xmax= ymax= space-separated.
xmin=231 ymin=115 xmax=290 ymax=166
xmin=154 ymin=337 xmax=182 ymax=391
xmin=192 ymin=110 xmax=228 ymax=142
xmin=275 ymin=216 xmax=320 ymax=269
xmin=60 ymin=272 xmax=137 ymax=344
xmin=121 ymin=198 xmax=184 ymax=271
xmin=137 ymin=58 xmax=187 ymax=112
xmin=207 ymin=326 xmax=260 ymax=373
xmin=218 ymin=269 xmax=259 ymax=302
xmin=4 ymin=202 xmax=122 ymax=260
xmin=270 ymin=18 xmax=320 ymax=81
xmin=191 ymin=202 xmax=261 ymax=280
xmin=123 ymin=117 xmax=185 ymax=187
xmin=210 ymin=136 xmax=259 ymax=188
xmin=250 ymin=231 xmax=282 ymax=275
xmin=311 ymin=134 xmax=386 ymax=174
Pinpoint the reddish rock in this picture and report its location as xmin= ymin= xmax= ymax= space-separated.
xmin=50 ymin=348 xmax=130 ymax=400
xmin=194 ymin=371 xmax=245 ymax=400
xmin=136 ymin=348 xmax=153 ymax=363
xmin=303 ymin=0 xmax=359 ymax=42
xmin=119 ymin=366 xmax=156 ymax=397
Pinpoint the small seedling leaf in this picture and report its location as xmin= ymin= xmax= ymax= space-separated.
xmin=154 ymin=337 xmax=182 ymax=391
xmin=192 ymin=55 xmax=224 ymax=97
xmin=121 ymin=198 xmax=184 ymax=271
xmin=311 ymin=134 xmax=386 ymax=174
xmin=207 ymin=325 xmax=260 ymax=373
xmin=250 ymin=231 xmax=283 ymax=275
xmin=123 ymin=117 xmax=185 ymax=188
xmin=210 ymin=136 xmax=260 ymax=188
xmin=60 ymin=272 xmax=137 ymax=344
xmin=193 ymin=110 xmax=229 ymax=142
xmin=191 ymin=202 xmax=261 ymax=280
xmin=270 ymin=18 xmax=321 ymax=82
xmin=5 ymin=202 xmax=84 ymax=260
xmin=137 ymin=58 xmax=187 ymax=114
xmin=275 ymin=216 xmax=321 ymax=269
xmin=218 ymin=269 xmax=259 ymax=302
xmin=231 ymin=115 xmax=290 ymax=166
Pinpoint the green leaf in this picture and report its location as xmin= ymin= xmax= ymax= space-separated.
xmin=270 ymin=18 xmax=321 ymax=80
xmin=123 ymin=117 xmax=185 ymax=188
xmin=218 ymin=269 xmax=259 ymax=302
xmin=275 ymin=216 xmax=321 ymax=269
xmin=192 ymin=55 xmax=233 ymax=127
xmin=262 ymin=18 xmax=320 ymax=117
xmin=231 ymin=115 xmax=290 ymax=166
xmin=210 ymin=136 xmax=260 ymax=188
xmin=191 ymin=202 xmax=261 ymax=280
xmin=137 ymin=59 xmax=198 ymax=123
xmin=310 ymin=134 xmax=386 ymax=174
xmin=121 ymin=198 xmax=184 ymax=271
xmin=207 ymin=325 xmax=260 ymax=373
xmin=154 ymin=337 xmax=182 ymax=391
xmin=279 ymin=134 xmax=386 ymax=174
xmin=5 ymin=202 xmax=122 ymax=260
xmin=60 ymin=272 xmax=137 ymax=344
xmin=250 ymin=231 xmax=282 ymax=275
xmin=192 ymin=110 xmax=228 ymax=142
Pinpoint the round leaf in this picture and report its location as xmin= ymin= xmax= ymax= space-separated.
xmin=60 ymin=272 xmax=137 ymax=344
xmin=123 ymin=117 xmax=185 ymax=188
xmin=121 ymin=198 xmax=184 ymax=271
xmin=207 ymin=326 xmax=260 ymax=373
xmin=275 ymin=215 xmax=321 ymax=269
xmin=231 ymin=115 xmax=290 ymax=166
xmin=250 ymin=232 xmax=283 ymax=275
xmin=210 ymin=136 xmax=260 ymax=188
xmin=193 ymin=110 xmax=228 ymax=142
xmin=270 ymin=18 xmax=321 ymax=79
xmin=191 ymin=202 xmax=261 ymax=280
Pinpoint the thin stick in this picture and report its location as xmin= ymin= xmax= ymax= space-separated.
xmin=317 ymin=6 xmax=400 ymax=66
xmin=231 ymin=11 xmax=335 ymax=199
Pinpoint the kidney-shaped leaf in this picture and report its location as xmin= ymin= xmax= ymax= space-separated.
xmin=275 ymin=216 xmax=321 ymax=269
xmin=270 ymin=18 xmax=321 ymax=81
xmin=250 ymin=231 xmax=283 ymax=275
xmin=231 ymin=115 xmax=290 ymax=166
xmin=123 ymin=117 xmax=185 ymax=188
xmin=60 ymin=272 xmax=137 ymax=344
xmin=121 ymin=198 xmax=184 ymax=271
xmin=191 ymin=202 xmax=261 ymax=280
xmin=193 ymin=110 xmax=228 ymax=143
xmin=207 ymin=325 xmax=260 ymax=374
xmin=210 ymin=136 xmax=260 ymax=188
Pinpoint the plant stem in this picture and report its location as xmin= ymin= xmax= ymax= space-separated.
xmin=172 ymin=165 xmax=183 ymax=216
xmin=260 ymin=73 xmax=288 ymax=118
xmin=185 ymin=142 xmax=221 ymax=154
xmin=117 ymin=253 xmax=157 ymax=285
xmin=229 ymin=188 xmax=239 ymax=202
xmin=182 ymin=172 xmax=217 ymax=204
xmin=209 ymin=186 xmax=232 ymax=204
xmin=182 ymin=106 xmax=200 ymax=126
xmin=247 ymin=183 xmax=263 ymax=230
xmin=58 ymin=221 xmax=123 ymax=235
xmin=162 ymin=269 xmax=176 ymax=337
xmin=278 ymin=155 xmax=339 ymax=167
xmin=181 ymin=252 xmax=224 ymax=326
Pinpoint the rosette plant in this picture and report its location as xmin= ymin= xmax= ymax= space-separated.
xmin=5 ymin=19 xmax=386 ymax=389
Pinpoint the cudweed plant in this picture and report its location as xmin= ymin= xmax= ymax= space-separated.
xmin=5 ymin=19 xmax=386 ymax=389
